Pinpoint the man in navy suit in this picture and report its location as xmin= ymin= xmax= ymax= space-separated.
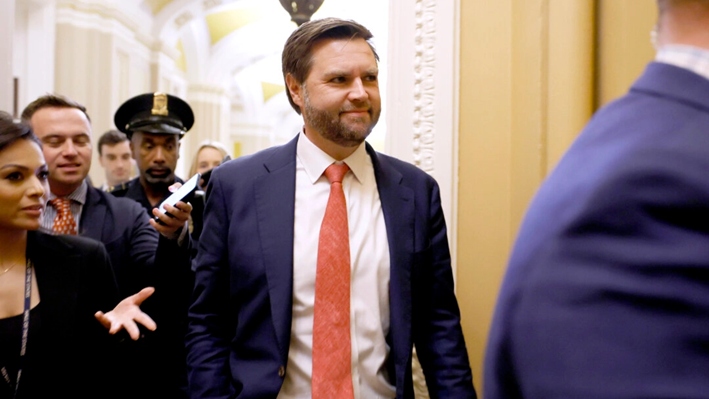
xmin=485 ymin=1 xmax=709 ymax=398
xmin=22 ymin=94 xmax=194 ymax=399
xmin=186 ymin=18 xmax=476 ymax=399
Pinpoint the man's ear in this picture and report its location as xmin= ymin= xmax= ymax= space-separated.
xmin=177 ymin=141 xmax=181 ymax=160
xmin=286 ymin=73 xmax=304 ymax=109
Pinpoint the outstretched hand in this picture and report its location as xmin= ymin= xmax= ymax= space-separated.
xmin=95 ymin=287 xmax=157 ymax=340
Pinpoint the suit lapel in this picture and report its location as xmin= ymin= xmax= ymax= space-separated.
xmin=80 ymin=186 xmax=108 ymax=240
xmin=368 ymin=145 xmax=415 ymax=363
xmin=255 ymin=140 xmax=416 ymax=363
xmin=254 ymin=137 xmax=298 ymax=359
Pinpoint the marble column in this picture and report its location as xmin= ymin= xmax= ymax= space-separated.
xmin=16 ymin=0 xmax=56 ymax=110
xmin=0 ymin=0 xmax=16 ymax=115
xmin=53 ymin=3 xmax=154 ymax=186
xmin=185 ymin=83 xmax=231 ymax=175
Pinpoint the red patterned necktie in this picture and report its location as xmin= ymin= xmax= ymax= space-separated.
xmin=311 ymin=163 xmax=354 ymax=399
xmin=50 ymin=198 xmax=77 ymax=235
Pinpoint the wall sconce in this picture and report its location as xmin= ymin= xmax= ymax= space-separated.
xmin=279 ymin=0 xmax=325 ymax=26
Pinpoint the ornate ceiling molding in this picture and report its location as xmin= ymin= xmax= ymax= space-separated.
xmin=56 ymin=1 xmax=158 ymax=53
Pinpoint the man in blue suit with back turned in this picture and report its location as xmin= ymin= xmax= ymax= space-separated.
xmin=186 ymin=17 xmax=476 ymax=399
xmin=485 ymin=1 xmax=709 ymax=398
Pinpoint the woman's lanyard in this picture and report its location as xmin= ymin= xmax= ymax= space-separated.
xmin=1 ymin=259 xmax=32 ymax=399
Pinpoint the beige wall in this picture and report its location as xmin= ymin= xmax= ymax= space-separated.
xmin=597 ymin=0 xmax=657 ymax=106
xmin=456 ymin=0 xmax=655 ymax=394
xmin=55 ymin=23 xmax=120 ymax=187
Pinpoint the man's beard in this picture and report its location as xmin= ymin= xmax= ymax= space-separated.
xmin=143 ymin=168 xmax=175 ymax=187
xmin=302 ymin=88 xmax=380 ymax=148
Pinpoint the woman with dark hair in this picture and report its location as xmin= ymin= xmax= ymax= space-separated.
xmin=0 ymin=111 xmax=155 ymax=398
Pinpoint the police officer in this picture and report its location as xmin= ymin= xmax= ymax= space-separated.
xmin=113 ymin=92 xmax=204 ymax=242
xmin=112 ymin=92 xmax=202 ymax=398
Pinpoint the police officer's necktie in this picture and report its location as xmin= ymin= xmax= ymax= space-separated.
xmin=311 ymin=162 xmax=354 ymax=399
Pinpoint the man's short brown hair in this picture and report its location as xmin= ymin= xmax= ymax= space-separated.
xmin=281 ymin=17 xmax=379 ymax=114
xmin=21 ymin=94 xmax=91 ymax=123
xmin=97 ymin=129 xmax=129 ymax=155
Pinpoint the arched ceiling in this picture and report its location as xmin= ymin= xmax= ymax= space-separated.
xmin=139 ymin=0 xmax=292 ymax=95
xmin=136 ymin=0 xmax=388 ymax=142
xmin=139 ymin=0 xmax=388 ymax=84
xmin=145 ymin=0 xmax=172 ymax=14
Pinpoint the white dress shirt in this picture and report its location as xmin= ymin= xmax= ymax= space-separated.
xmin=278 ymin=132 xmax=396 ymax=399
xmin=656 ymin=45 xmax=709 ymax=82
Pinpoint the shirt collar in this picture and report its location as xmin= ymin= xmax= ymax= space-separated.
xmin=48 ymin=179 xmax=88 ymax=205
xmin=296 ymin=130 xmax=368 ymax=184
xmin=656 ymin=45 xmax=709 ymax=82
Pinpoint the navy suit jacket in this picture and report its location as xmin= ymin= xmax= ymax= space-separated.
xmin=485 ymin=63 xmax=709 ymax=398
xmin=186 ymin=137 xmax=475 ymax=398
xmin=81 ymin=184 xmax=160 ymax=296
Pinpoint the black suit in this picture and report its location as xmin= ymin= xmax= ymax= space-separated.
xmin=10 ymin=231 xmax=122 ymax=399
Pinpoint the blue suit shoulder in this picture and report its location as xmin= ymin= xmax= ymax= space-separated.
xmin=371 ymin=149 xmax=440 ymax=192
xmin=209 ymin=139 xmax=297 ymax=188
xmin=95 ymin=185 xmax=147 ymax=212
xmin=228 ymin=140 xmax=294 ymax=169
xmin=212 ymin=138 xmax=440 ymax=193
xmin=87 ymin=185 xmax=150 ymax=229
xmin=374 ymin=150 xmax=432 ymax=176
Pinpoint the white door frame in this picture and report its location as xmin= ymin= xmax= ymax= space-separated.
xmin=386 ymin=0 xmax=460 ymax=275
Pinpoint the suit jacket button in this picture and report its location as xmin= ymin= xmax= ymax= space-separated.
xmin=278 ymin=366 xmax=285 ymax=378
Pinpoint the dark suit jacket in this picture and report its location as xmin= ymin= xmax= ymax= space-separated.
xmin=186 ymin=136 xmax=476 ymax=399
xmin=81 ymin=184 xmax=160 ymax=296
xmin=13 ymin=231 xmax=121 ymax=399
xmin=81 ymin=184 xmax=193 ymax=398
xmin=83 ymin=184 xmax=193 ymax=306
xmin=485 ymin=62 xmax=709 ymax=398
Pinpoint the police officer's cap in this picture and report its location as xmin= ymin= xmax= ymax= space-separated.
xmin=114 ymin=92 xmax=194 ymax=139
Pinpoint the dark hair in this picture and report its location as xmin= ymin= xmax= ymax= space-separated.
xmin=0 ymin=111 xmax=41 ymax=153
xmin=97 ymin=129 xmax=129 ymax=155
xmin=281 ymin=17 xmax=379 ymax=114
xmin=21 ymin=94 xmax=91 ymax=123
